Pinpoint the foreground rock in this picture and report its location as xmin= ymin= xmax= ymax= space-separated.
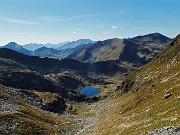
xmin=147 ymin=126 xmax=180 ymax=135
xmin=0 ymin=85 xmax=77 ymax=134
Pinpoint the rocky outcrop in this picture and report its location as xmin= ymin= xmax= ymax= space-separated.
xmin=35 ymin=92 xmax=66 ymax=113
xmin=1 ymin=86 xmax=66 ymax=113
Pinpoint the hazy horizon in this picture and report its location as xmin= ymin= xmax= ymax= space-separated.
xmin=0 ymin=0 xmax=179 ymax=45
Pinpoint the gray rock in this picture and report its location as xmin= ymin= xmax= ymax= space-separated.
xmin=3 ymin=86 xmax=42 ymax=108
xmin=0 ymin=119 xmax=20 ymax=134
xmin=164 ymin=91 xmax=172 ymax=99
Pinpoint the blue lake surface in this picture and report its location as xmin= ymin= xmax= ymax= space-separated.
xmin=80 ymin=86 xmax=100 ymax=97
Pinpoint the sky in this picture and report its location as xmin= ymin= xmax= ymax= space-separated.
xmin=0 ymin=0 xmax=180 ymax=45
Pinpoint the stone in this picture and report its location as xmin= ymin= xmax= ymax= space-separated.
xmin=164 ymin=91 xmax=172 ymax=99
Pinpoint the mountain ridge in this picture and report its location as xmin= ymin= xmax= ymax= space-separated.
xmin=1 ymin=42 xmax=32 ymax=55
xmin=56 ymin=39 xmax=95 ymax=50
xmin=31 ymin=33 xmax=172 ymax=66
xmin=0 ymin=33 xmax=172 ymax=67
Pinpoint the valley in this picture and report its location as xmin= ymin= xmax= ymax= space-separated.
xmin=0 ymin=33 xmax=179 ymax=135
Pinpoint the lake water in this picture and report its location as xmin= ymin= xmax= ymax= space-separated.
xmin=80 ymin=86 xmax=100 ymax=97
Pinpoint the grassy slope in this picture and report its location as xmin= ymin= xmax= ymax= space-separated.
xmin=71 ymin=39 xmax=125 ymax=63
xmin=77 ymin=35 xmax=180 ymax=134
xmin=90 ymin=39 xmax=125 ymax=62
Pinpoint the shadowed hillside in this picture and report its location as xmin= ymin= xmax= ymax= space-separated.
xmin=0 ymin=48 xmax=128 ymax=74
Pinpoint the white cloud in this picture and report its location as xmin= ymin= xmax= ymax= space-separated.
xmin=6 ymin=19 xmax=38 ymax=24
xmin=38 ymin=16 xmax=60 ymax=22
xmin=103 ymin=30 xmax=113 ymax=35
xmin=72 ymin=32 xmax=77 ymax=34
xmin=74 ymin=28 xmax=80 ymax=31
xmin=39 ymin=14 xmax=100 ymax=22
xmin=112 ymin=26 xmax=118 ymax=29
xmin=134 ymin=26 xmax=144 ymax=29
xmin=97 ymin=25 xmax=104 ymax=29
xmin=0 ymin=16 xmax=38 ymax=24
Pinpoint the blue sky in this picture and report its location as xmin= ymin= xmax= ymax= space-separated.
xmin=0 ymin=0 xmax=180 ymax=45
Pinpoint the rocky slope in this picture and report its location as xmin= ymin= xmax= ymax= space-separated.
xmin=0 ymin=84 xmax=80 ymax=135
xmin=130 ymin=32 xmax=172 ymax=62
xmin=147 ymin=126 xmax=180 ymax=135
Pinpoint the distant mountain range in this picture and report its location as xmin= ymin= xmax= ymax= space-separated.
xmin=32 ymin=46 xmax=59 ymax=57
xmin=22 ymin=39 xmax=95 ymax=51
xmin=0 ymin=33 xmax=172 ymax=67
xmin=56 ymin=39 xmax=96 ymax=50
xmin=33 ymin=33 xmax=172 ymax=66
xmin=0 ymin=39 xmax=95 ymax=55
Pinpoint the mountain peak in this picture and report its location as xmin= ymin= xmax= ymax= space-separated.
xmin=145 ymin=32 xmax=170 ymax=38
xmin=6 ymin=42 xmax=18 ymax=47
xmin=130 ymin=32 xmax=172 ymax=46
xmin=132 ymin=32 xmax=170 ymax=39
xmin=7 ymin=42 xmax=17 ymax=44
xmin=149 ymin=32 xmax=163 ymax=35
xmin=77 ymin=39 xmax=92 ymax=42
xmin=175 ymin=34 xmax=180 ymax=40
xmin=34 ymin=46 xmax=48 ymax=52
xmin=5 ymin=42 xmax=23 ymax=50
xmin=2 ymin=42 xmax=31 ymax=55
